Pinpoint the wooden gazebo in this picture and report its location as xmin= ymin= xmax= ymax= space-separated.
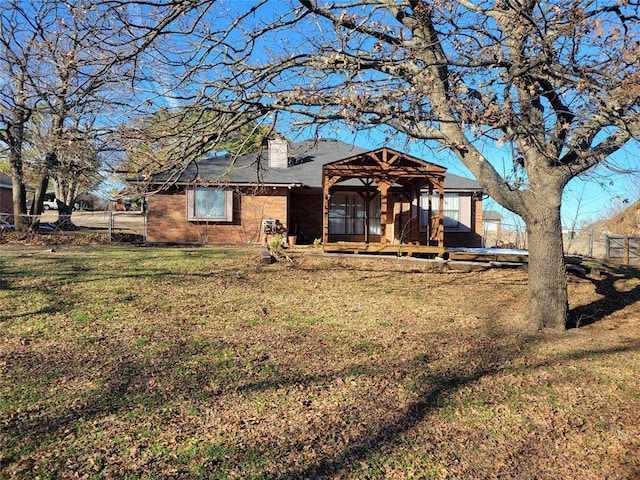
xmin=322 ymin=148 xmax=447 ymax=255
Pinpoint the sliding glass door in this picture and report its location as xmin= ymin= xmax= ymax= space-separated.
xmin=329 ymin=193 xmax=380 ymax=236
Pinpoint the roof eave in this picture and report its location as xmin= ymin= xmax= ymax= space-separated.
xmin=146 ymin=181 xmax=304 ymax=189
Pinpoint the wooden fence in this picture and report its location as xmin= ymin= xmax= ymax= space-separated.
xmin=605 ymin=234 xmax=639 ymax=265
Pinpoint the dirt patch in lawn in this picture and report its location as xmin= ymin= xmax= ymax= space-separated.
xmin=0 ymin=247 xmax=639 ymax=479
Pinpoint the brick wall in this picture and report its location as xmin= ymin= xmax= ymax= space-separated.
xmin=147 ymin=188 xmax=289 ymax=244
xmin=289 ymin=190 xmax=323 ymax=243
xmin=444 ymin=195 xmax=483 ymax=247
xmin=146 ymin=186 xmax=483 ymax=247
xmin=473 ymin=195 xmax=483 ymax=236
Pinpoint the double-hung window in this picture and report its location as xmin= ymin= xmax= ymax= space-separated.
xmin=187 ymin=187 xmax=233 ymax=222
xmin=435 ymin=193 xmax=460 ymax=228
xmin=421 ymin=192 xmax=461 ymax=229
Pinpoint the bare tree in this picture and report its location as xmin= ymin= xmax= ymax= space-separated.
xmin=27 ymin=118 xmax=103 ymax=206
xmin=99 ymin=0 xmax=281 ymax=187
xmin=0 ymin=1 xmax=39 ymax=231
xmin=116 ymin=105 xmax=275 ymax=189
xmin=0 ymin=0 xmax=185 ymax=230
xmin=23 ymin=1 xmax=140 ymax=225
xmin=132 ymin=0 xmax=639 ymax=331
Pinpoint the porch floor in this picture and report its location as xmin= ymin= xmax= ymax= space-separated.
xmin=323 ymin=242 xmax=445 ymax=257
xmin=322 ymin=245 xmax=583 ymax=265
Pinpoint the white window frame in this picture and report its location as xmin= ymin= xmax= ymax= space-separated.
xmin=186 ymin=187 xmax=233 ymax=222
xmin=433 ymin=193 xmax=461 ymax=229
xmin=421 ymin=192 xmax=471 ymax=232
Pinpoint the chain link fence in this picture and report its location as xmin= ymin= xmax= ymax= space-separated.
xmin=2 ymin=211 xmax=631 ymax=262
xmin=483 ymin=224 xmax=609 ymax=260
xmin=0 ymin=211 xmax=146 ymax=243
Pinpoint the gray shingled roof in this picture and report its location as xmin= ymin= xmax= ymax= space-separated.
xmin=483 ymin=210 xmax=504 ymax=221
xmin=444 ymin=172 xmax=483 ymax=191
xmin=150 ymin=138 xmax=481 ymax=191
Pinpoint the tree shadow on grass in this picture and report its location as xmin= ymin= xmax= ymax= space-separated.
xmin=2 ymin=321 xmax=639 ymax=479
xmin=273 ymin=370 xmax=486 ymax=479
xmin=269 ymin=336 xmax=640 ymax=479
xmin=568 ymin=263 xmax=640 ymax=329
xmin=0 ymin=327 xmax=514 ymax=478
xmin=2 ymin=251 xmax=639 ymax=478
xmin=277 ymin=336 xmax=640 ymax=480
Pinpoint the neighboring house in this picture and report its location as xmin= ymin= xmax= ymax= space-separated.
xmin=482 ymin=209 xmax=506 ymax=248
xmin=0 ymin=173 xmax=37 ymax=218
xmin=136 ymin=139 xmax=483 ymax=250
xmin=0 ymin=172 xmax=12 ymax=217
xmin=483 ymin=210 xmax=503 ymax=233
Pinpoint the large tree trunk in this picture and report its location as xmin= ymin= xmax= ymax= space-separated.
xmin=9 ymin=146 xmax=29 ymax=232
xmin=7 ymin=105 xmax=29 ymax=232
xmin=31 ymin=152 xmax=62 ymax=228
xmin=30 ymin=172 xmax=49 ymax=216
xmin=525 ymin=202 xmax=568 ymax=331
xmin=10 ymin=169 xmax=28 ymax=232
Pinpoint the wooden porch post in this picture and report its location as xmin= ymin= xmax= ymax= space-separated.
xmin=409 ymin=189 xmax=418 ymax=244
xmin=437 ymin=186 xmax=445 ymax=247
xmin=427 ymin=186 xmax=433 ymax=246
xmin=322 ymin=174 xmax=341 ymax=246
xmin=363 ymin=191 xmax=371 ymax=244
xmin=322 ymin=181 xmax=329 ymax=246
xmin=322 ymin=176 xmax=332 ymax=246
xmin=379 ymin=181 xmax=391 ymax=244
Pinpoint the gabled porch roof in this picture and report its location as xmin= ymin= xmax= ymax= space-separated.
xmin=322 ymin=147 xmax=448 ymax=249
xmin=322 ymin=147 xmax=447 ymax=190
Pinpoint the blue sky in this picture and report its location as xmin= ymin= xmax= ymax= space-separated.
xmin=220 ymin=1 xmax=640 ymax=232
xmin=296 ymin=123 xmax=639 ymax=231
xmin=133 ymin=0 xmax=640 ymax=229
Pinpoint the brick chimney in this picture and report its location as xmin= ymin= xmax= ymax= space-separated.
xmin=268 ymin=138 xmax=288 ymax=168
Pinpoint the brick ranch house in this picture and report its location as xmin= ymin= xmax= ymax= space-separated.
xmin=137 ymin=138 xmax=484 ymax=252
xmin=0 ymin=172 xmax=12 ymax=217
xmin=0 ymin=172 xmax=34 ymax=218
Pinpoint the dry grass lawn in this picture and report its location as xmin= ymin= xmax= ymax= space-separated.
xmin=0 ymin=245 xmax=639 ymax=479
